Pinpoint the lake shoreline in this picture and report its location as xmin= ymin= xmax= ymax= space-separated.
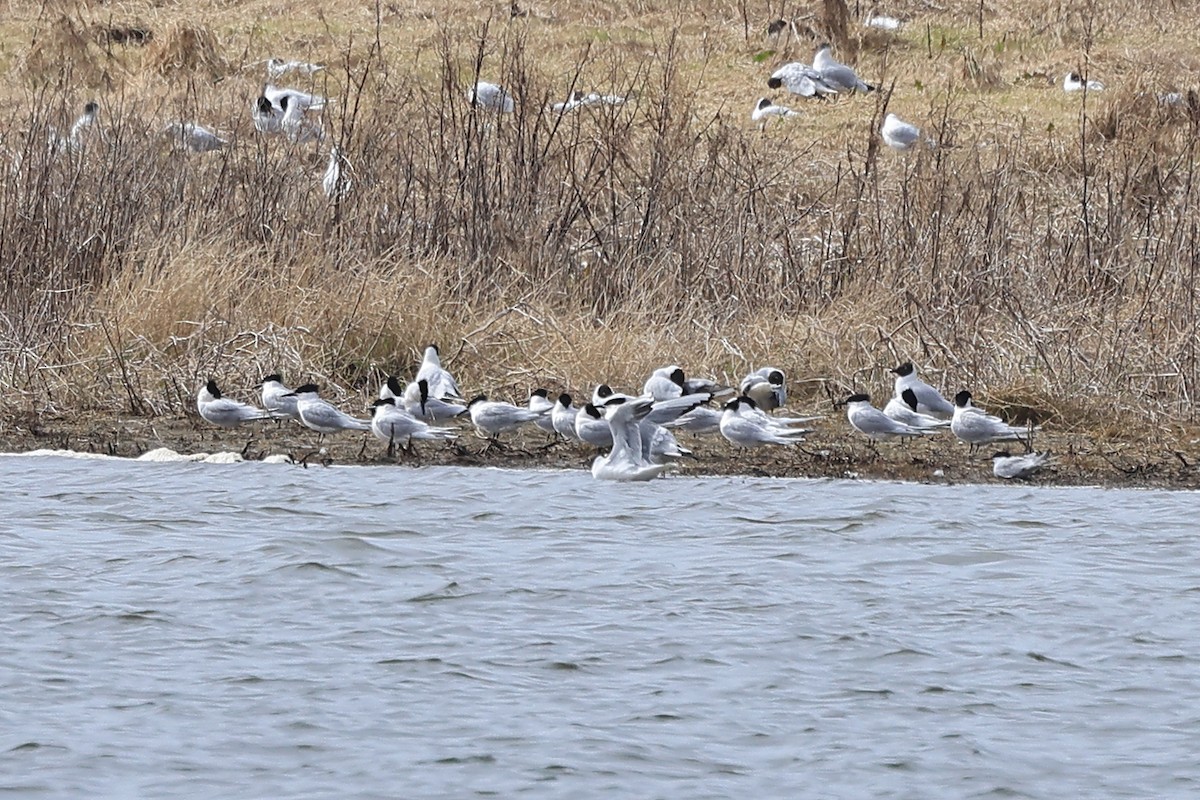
xmin=2 ymin=411 xmax=1197 ymax=490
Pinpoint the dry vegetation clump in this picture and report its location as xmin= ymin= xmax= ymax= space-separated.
xmin=0 ymin=0 xmax=1199 ymax=464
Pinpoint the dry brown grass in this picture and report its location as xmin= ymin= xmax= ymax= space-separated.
xmin=0 ymin=0 xmax=1199 ymax=456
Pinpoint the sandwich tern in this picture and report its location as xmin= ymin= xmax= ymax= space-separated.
xmin=591 ymin=397 xmax=671 ymax=482
xmin=323 ymin=146 xmax=351 ymax=199
xmin=737 ymin=394 xmax=818 ymax=431
xmin=261 ymin=374 xmax=301 ymax=421
xmin=951 ymin=391 xmax=1033 ymax=452
xmin=369 ymin=398 xmax=456 ymax=456
xmin=291 ymin=384 xmax=372 ymax=436
xmin=813 ymin=44 xmax=875 ymax=94
xmin=592 ymin=383 xmax=638 ymax=407
xmin=883 ymin=388 xmax=951 ymax=430
xmin=767 ymin=62 xmax=839 ymax=99
xmin=992 ymin=451 xmax=1052 ymax=480
xmin=551 ymin=393 xmax=581 ymax=441
xmin=881 ymin=113 xmax=922 ymax=151
xmin=69 ymin=101 xmax=99 ymax=150
xmin=1063 ymin=72 xmax=1104 ymax=93
xmin=404 ymin=378 xmax=468 ymax=423
xmin=752 ymin=97 xmax=798 ymax=125
xmin=719 ymin=397 xmax=808 ymax=448
xmin=197 ymin=379 xmax=273 ymax=428
xmin=664 ymin=405 xmax=723 ymax=434
xmin=841 ymin=393 xmax=936 ymax=441
xmin=163 ymin=122 xmax=227 ymax=153
xmin=467 ymin=81 xmax=515 ymax=113
xmin=891 ymin=361 xmax=955 ymax=419
xmin=264 ymin=85 xmax=327 ymax=111
xmin=575 ymin=403 xmax=614 ymax=447
xmin=643 ymin=366 xmax=687 ymax=401
xmin=466 ymin=395 xmax=544 ymax=440
xmin=415 ymin=344 xmax=461 ymax=400
xmin=739 ymin=367 xmax=787 ymax=411
xmin=528 ymin=389 xmax=557 ymax=434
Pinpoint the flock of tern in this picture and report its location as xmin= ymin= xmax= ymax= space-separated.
xmin=196 ymin=346 xmax=1050 ymax=483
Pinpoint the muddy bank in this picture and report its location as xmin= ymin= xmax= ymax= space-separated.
xmin=2 ymin=409 xmax=1197 ymax=490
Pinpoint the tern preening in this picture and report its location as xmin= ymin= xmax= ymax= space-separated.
xmin=813 ymin=44 xmax=875 ymax=94
xmin=403 ymin=378 xmax=468 ymax=423
xmin=766 ymin=62 xmax=839 ymax=99
xmin=369 ymin=398 xmax=456 ymax=457
xmin=528 ymin=389 xmax=557 ymax=434
xmin=951 ymin=390 xmax=1034 ymax=452
xmin=992 ymin=451 xmax=1052 ymax=480
xmin=891 ymin=362 xmax=955 ymax=419
xmin=739 ymin=367 xmax=787 ymax=411
xmin=197 ymin=379 xmax=272 ymax=429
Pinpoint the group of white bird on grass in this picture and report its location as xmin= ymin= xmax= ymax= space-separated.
xmin=195 ymin=344 xmax=1051 ymax=482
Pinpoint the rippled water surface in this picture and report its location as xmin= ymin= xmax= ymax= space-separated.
xmin=3 ymin=455 xmax=1199 ymax=798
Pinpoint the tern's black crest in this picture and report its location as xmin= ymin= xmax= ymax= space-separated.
xmin=891 ymin=361 xmax=914 ymax=377
xmin=669 ymin=367 xmax=686 ymax=387
xmin=417 ymin=379 xmax=430 ymax=404
xmin=256 ymin=96 xmax=273 ymax=113
xmin=262 ymin=373 xmax=282 ymax=384
xmin=723 ymin=397 xmax=740 ymax=411
xmin=596 ymin=384 xmax=614 ymax=398
xmin=386 ymin=375 xmax=403 ymax=395
xmin=372 ymin=398 xmax=395 ymax=409
xmin=901 ymin=388 xmax=919 ymax=411
xmin=740 ymin=395 xmax=759 ymax=409
xmin=766 ymin=19 xmax=787 ymax=36
xmin=991 ymin=451 xmax=1012 ymax=459
xmin=1067 ymin=72 xmax=1081 ymax=82
xmin=954 ymin=390 xmax=973 ymax=407
xmin=467 ymin=394 xmax=487 ymax=408
xmin=279 ymin=95 xmax=290 ymax=111
xmin=83 ymin=101 xmax=99 ymax=115
xmin=205 ymin=379 xmax=221 ymax=398
xmin=583 ymin=403 xmax=602 ymax=419
xmin=846 ymin=393 xmax=870 ymax=404
xmin=558 ymin=393 xmax=572 ymax=406
xmin=532 ymin=388 xmax=549 ymax=399
xmin=766 ymin=76 xmax=783 ymax=90
xmin=294 ymin=383 xmax=320 ymax=394
xmin=767 ymin=369 xmax=784 ymax=385
xmin=756 ymin=97 xmax=772 ymax=111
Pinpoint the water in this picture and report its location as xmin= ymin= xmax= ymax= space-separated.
xmin=2 ymin=454 xmax=1198 ymax=799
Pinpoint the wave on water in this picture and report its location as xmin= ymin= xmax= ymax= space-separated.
xmin=0 ymin=447 xmax=296 ymax=465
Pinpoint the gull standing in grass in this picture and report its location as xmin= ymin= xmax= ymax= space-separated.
xmin=466 ymin=395 xmax=544 ymax=443
xmin=767 ymin=62 xmax=839 ymax=99
xmin=551 ymin=393 xmax=581 ymax=441
xmin=993 ymin=451 xmax=1052 ymax=480
xmin=881 ymin=113 xmax=922 ymax=152
xmin=369 ymin=398 xmax=456 ymax=457
xmin=951 ymin=390 xmax=1034 ymax=453
xmin=891 ymin=361 xmax=955 ymax=419
xmin=719 ymin=397 xmax=809 ymax=448
xmin=883 ymin=388 xmax=951 ymax=430
xmin=291 ymin=384 xmax=372 ymax=438
xmin=739 ymin=367 xmax=787 ymax=411
xmin=591 ymin=397 xmax=671 ymax=482
xmin=163 ymin=122 xmax=227 ymax=153
xmin=261 ymin=374 xmax=301 ymax=421
xmin=813 ymin=44 xmax=875 ymax=94
xmin=1063 ymin=72 xmax=1104 ymax=93
xmin=415 ymin=344 xmax=461 ymax=400
xmin=323 ymin=145 xmax=350 ymax=199
xmin=841 ymin=393 xmax=936 ymax=442
xmin=752 ymin=97 xmax=798 ymax=127
xmin=197 ymin=379 xmax=272 ymax=429
xmin=467 ymin=81 xmax=514 ymax=113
